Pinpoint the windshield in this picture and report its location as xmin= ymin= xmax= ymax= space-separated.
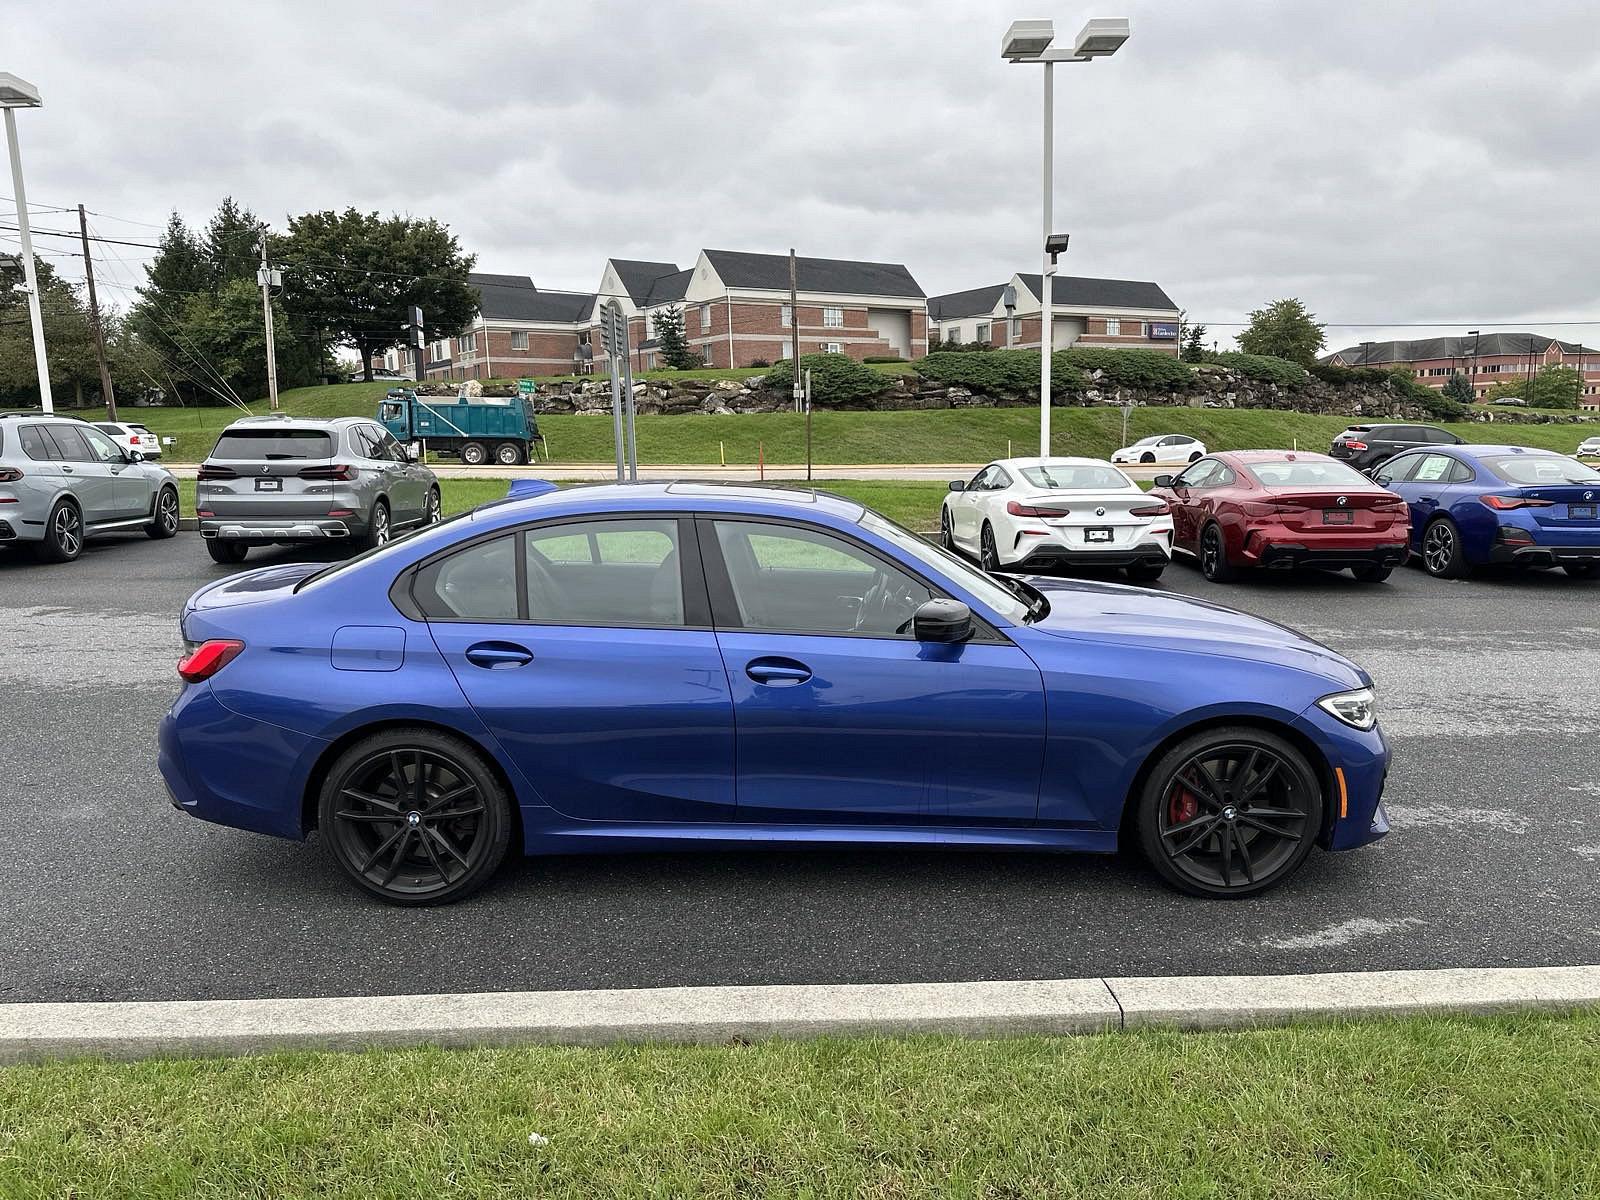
xmin=1483 ymin=455 xmax=1600 ymax=486
xmin=858 ymin=511 xmax=1032 ymax=623
xmin=1019 ymin=464 xmax=1133 ymax=490
xmin=1249 ymin=460 xmax=1373 ymax=488
xmin=212 ymin=429 xmax=333 ymax=460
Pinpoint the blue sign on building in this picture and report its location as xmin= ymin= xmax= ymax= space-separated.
xmin=1149 ymin=322 xmax=1179 ymax=340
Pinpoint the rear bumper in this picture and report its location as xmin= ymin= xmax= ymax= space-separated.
xmin=1013 ymin=541 xmax=1171 ymax=570
xmin=1243 ymin=540 xmax=1408 ymax=571
xmin=199 ymin=517 xmax=359 ymax=542
xmin=1488 ymin=542 xmax=1600 ymax=567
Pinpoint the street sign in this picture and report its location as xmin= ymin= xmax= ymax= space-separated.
xmin=517 ymin=378 xmax=536 ymax=396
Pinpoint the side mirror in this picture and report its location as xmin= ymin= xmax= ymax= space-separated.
xmin=948 ymin=480 xmax=965 ymax=492
xmin=127 ymin=449 xmax=144 ymax=463
xmin=1152 ymin=474 xmax=1175 ymax=488
xmin=913 ymin=598 xmax=973 ymax=644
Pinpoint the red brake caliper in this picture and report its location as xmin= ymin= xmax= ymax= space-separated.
xmin=1168 ymin=786 xmax=1199 ymax=826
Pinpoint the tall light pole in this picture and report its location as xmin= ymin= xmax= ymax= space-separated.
xmin=1468 ymin=329 xmax=1481 ymax=400
xmin=1002 ymin=18 xmax=1130 ymax=455
xmin=1 ymin=73 xmax=51 ymax=413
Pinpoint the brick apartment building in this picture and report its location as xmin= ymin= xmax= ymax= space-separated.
xmin=1325 ymin=334 xmax=1600 ymax=400
xmin=929 ymin=273 xmax=1180 ymax=353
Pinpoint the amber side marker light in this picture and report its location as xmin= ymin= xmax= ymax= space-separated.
xmin=1334 ymin=766 xmax=1349 ymax=819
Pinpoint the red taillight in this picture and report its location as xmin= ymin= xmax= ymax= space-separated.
xmin=128 ymin=434 xmax=140 ymax=444
xmin=1006 ymin=500 xmax=1070 ymax=517
xmin=197 ymin=464 xmax=237 ymax=480
xmin=1342 ymin=440 xmax=1368 ymax=451
xmin=1130 ymin=501 xmax=1170 ymax=517
xmin=177 ymin=639 xmax=244 ymax=683
xmin=299 ymin=464 xmax=356 ymax=481
xmin=1481 ymin=494 xmax=1554 ymax=510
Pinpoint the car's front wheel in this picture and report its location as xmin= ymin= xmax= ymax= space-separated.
xmin=146 ymin=486 xmax=180 ymax=539
xmin=318 ymin=727 xmax=513 ymax=905
xmin=1136 ymin=726 xmax=1324 ymax=898
xmin=1125 ymin=561 xmax=1164 ymax=584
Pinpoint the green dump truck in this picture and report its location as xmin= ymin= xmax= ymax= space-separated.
xmin=376 ymin=388 xmax=543 ymax=466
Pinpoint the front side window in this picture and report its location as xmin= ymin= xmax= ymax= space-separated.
xmin=712 ymin=520 xmax=930 ymax=637
xmin=79 ymin=426 xmax=125 ymax=463
xmin=1373 ymin=454 xmax=1422 ymax=486
xmin=1175 ymin=459 xmax=1220 ymax=488
xmin=1409 ymin=454 xmax=1457 ymax=483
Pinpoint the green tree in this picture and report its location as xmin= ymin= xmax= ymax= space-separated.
xmin=203 ymin=196 xmax=263 ymax=287
xmin=1237 ymin=298 xmax=1326 ymax=366
xmin=0 ymin=256 xmax=103 ymax=408
xmin=651 ymin=305 xmax=696 ymax=369
xmin=1441 ymin=373 xmax=1476 ymax=406
xmin=277 ymin=208 xmax=478 ymax=382
xmin=1180 ymin=322 xmax=1209 ymax=362
xmin=1525 ymin=365 xmax=1583 ymax=409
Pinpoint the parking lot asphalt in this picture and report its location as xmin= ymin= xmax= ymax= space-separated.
xmin=2 ymin=532 xmax=1596 ymax=1004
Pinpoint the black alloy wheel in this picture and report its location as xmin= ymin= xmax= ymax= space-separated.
xmin=940 ymin=507 xmax=955 ymax=551
xmin=39 ymin=500 xmax=83 ymax=562
xmin=1140 ymin=452 xmax=1156 ymax=464
xmin=1200 ymin=523 xmax=1237 ymax=582
xmin=980 ymin=523 xmax=1001 ymax=573
xmin=425 ymin=488 xmax=443 ymax=526
xmin=319 ymin=729 xmax=511 ymax=905
xmin=1137 ymin=727 xmax=1323 ymax=898
xmin=147 ymin=486 xmax=181 ymax=539
xmin=1421 ymin=518 xmax=1466 ymax=578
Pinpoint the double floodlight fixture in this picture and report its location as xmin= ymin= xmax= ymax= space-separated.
xmin=1001 ymin=17 xmax=1130 ymax=63
xmin=0 ymin=73 xmax=42 ymax=108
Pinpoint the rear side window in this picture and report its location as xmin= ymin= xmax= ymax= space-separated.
xmin=415 ymin=536 xmax=518 ymax=620
xmin=42 ymin=425 xmax=92 ymax=462
xmin=211 ymin=428 xmax=334 ymax=460
xmin=94 ymin=424 xmax=123 ymax=436
xmin=18 ymin=425 xmax=56 ymax=461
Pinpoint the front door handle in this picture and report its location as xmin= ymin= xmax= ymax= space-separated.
xmin=1419 ymin=496 xmax=1436 ymax=503
xmin=464 ymin=641 xmax=534 ymax=669
xmin=745 ymin=657 xmax=812 ymax=686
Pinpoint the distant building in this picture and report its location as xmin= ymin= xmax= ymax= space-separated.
xmin=1326 ymin=334 xmax=1600 ymax=400
xmin=381 ymin=273 xmax=598 ymax=381
xmin=928 ymin=274 xmax=1180 ymax=354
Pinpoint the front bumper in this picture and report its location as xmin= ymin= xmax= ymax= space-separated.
xmin=1291 ymin=704 xmax=1390 ymax=852
xmin=1244 ymin=540 xmax=1408 ymax=571
xmin=200 ymin=517 xmax=357 ymax=542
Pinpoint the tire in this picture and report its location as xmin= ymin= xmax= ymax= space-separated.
xmin=360 ymin=499 xmax=391 ymax=552
xmin=459 ymin=441 xmax=487 ymax=467
xmin=494 ymin=441 xmax=524 ymax=467
xmin=939 ymin=506 xmax=955 ymax=551
xmin=146 ymin=485 xmax=180 ymax=539
xmin=1351 ymin=563 xmax=1392 ymax=583
xmin=980 ymin=522 xmax=1002 ymax=573
xmin=1563 ymin=562 xmax=1599 ymax=580
xmin=1420 ymin=517 xmax=1468 ymax=578
xmin=1189 ymin=451 xmax=1202 ymax=463
xmin=1199 ymin=522 xmax=1239 ymax=583
xmin=1140 ymin=452 xmax=1156 ymax=465
xmin=317 ymin=727 xmax=513 ymax=906
xmin=424 ymin=487 xmax=443 ymax=526
xmin=1135 ymin=726 xmax=1324 ymax=898
xmin=206 ymin=539 xmax=249 ymax=564
xmin=37 ymin=498 xmax=84 ymax=563
xmin=1125 ymin=561 xmax=1165 ymax=584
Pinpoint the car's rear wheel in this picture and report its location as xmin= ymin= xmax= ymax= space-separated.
xmin=318 ymin=728 xmax=512 ymax=906
xmin=425 ymin=487 xmax=442 ymax=526
xmin=459 ymin=441 xmax=487 ymax=467
xmin=146 ymin=486 xmax=180 ymax=539
xmin=361 ymin=500 xmax=390 ymax=551
xmin=494 ymin=441 xmax=524 ymax=467
xmin=37 ymin=499 xmax=83 ymax=563
xmin=1421 ymin=517 xmax=1468 ymax=578
xmin=1188 ymin=451 xmax=1202 ymax=463
xmin=1564 ymin=562 xmax=1599 ymax=579
xmin=939 ymin=506 xmax=955 ymax=551
xmin=1125 ymin=561 xmax=1164 ymax=583
xmin=206 ymin=539 xmax=248 ymax=564
xmin=980 ymin=522 xmax=1002 ymax=573
xmin=1351 ymin=563 xmax=1392 ymax=583
xmin=1136 ymin=727 xmax=1323 ymax=898
xmin=1199 ymin=523 xmax=1238 ymax=582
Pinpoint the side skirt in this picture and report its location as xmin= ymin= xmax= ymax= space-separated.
xmin=522 ymin=818 xmax=1117 ymax=857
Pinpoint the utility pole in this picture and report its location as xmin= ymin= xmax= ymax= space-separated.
xmin=804 ymin=367 xmax=814 ymax=482
xmin=76 ymin=204 xmax=116 ymax=420
xmin=788 ymin=248 xmax=802 ymax=411
xmin=257 ymin=230 xmax=281 ymax=410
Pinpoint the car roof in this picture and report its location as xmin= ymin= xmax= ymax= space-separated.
xmin=991 ymin=456 xmax=1119 ymax=469
xmin=469 ymin=481 xmax=867 ymax=525
xmin=1449 ymin=444 xmax=1563 ymax=459
xmin=1213 ymin=449 xmax=1341 ymax=464
xmin=222 ymin=414 xmax=366 ymax=430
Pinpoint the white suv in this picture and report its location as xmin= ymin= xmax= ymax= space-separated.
xmin=94 ymin=421 xmax=163 ymax=460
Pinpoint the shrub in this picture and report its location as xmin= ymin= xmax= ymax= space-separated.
xmin=1212 ymin=351 xmax=1307 ymax=388
xmin=747 ymin=358 xmax=771 ymax=368
xmin=1058 ymin=347 xmax=1193 ymax=389
xmin=864 ymin=355 xmax=906 ymax=364
xmin=915 ymin=349 xmax=1087 ymax=397
xmin=1309 ymin=362 xmax=1395 ymax=388
xmin=762 ymin=353 xmax=894 ymax=404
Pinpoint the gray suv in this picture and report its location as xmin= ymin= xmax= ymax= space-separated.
xmin=0 ymin=414 xmax=180 ymax=563
xmin=197 ymin=415 xmax=440 ymax=564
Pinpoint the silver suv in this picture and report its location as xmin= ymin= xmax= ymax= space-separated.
xmin=197 ymin=415 xmax=440 ymax=564
xmin=0 ymin=414 xmax=180 ymax=563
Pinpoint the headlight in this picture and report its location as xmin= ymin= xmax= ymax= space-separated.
xmin=1317 ymin=686 xmax=1376 ymax=731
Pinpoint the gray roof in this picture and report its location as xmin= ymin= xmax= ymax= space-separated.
xmin=927 ymin=284 xmax=1008 ymax=321
xmin=609 ymin=259 xmax=690 ymax=307
xmin=1015 ymin=274 xmax=1178 ymax=311
xmin=469 ymin=273 xmax=595 ymax=324
xmin=1329 ymin=333 xmax=1598 ymax=366
xmin=704 ymin=249 xmax=924 ymax=298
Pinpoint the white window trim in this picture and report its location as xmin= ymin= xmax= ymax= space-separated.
xmin=823 ymin=306 xmax=844 ymax=328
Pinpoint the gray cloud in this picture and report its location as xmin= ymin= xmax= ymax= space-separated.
xmin=5 ymin=0 xmax=1598 ymax=352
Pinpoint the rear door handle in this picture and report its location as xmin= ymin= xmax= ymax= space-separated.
xmin=745 ymin=657 xmax=812 ymax=685
xmin=464 ymin=641 xmax=534 ymax=669
xmin=60 ymin=466 xmax=74 ymax=474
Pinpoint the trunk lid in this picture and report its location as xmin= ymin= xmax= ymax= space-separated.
xmin=1252 ymin=486 xmax=1408 ymax=533
xmin=198 ymin=426 xmax=342 ymax=519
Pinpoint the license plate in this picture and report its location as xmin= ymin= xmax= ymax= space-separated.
xmin=1570 ymin=504 xmax=1596 ymax=519
xmin=1323 ymin=510 xmax=1353 ymax=525
xmin=255 ymin=477 xmax=282 ymax=492
xmin=1085 ymin=527 xmax=1114 ymax=542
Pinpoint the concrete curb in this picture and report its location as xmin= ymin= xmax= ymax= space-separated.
xmin=2 ymin=966 xmax=1597 ymax=1064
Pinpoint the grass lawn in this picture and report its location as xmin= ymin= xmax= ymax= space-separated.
xmin=1 ymin=1011 xmax=1596 ymax=1197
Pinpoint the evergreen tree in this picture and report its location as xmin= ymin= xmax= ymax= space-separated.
xmin=652 ymin=305 xmax=696 ymax=369
xmin=1441 ymin=373 xmax=1475 ymax=406
xmin=1180 ymin=323 xmax=1208 ymax=362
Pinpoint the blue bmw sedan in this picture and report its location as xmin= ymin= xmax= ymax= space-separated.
xmin=1371 ymin=444 xmax=1600 ymax=579
xmin=159 ymin=484 xmax=1389 ymax=904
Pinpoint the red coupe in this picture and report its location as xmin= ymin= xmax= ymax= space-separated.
xmin=1149 ymin=450 xmax=1411 ymax=583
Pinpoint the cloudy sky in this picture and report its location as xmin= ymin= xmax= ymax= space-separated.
xmin=6 ymin=0 xmax=1598 ymax=352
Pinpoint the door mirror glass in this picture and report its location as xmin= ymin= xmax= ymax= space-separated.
xmin=1152 ymin=474 xmax=1175 ymax=488
xmin=948 ymin=480 xmax=965 ymax=492
xmin=127 ymin=449 xmax=144 ymax=463
xmin=912 ymin=598 xmax=973 ymax=644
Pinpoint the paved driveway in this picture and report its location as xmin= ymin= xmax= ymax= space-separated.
xmin=1 ymin=534 xmax=1595 ymax=1003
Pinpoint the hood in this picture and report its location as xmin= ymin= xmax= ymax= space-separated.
xmin=1018 ymin=575 xmax=1367 ymax=686
xmin=184 ymin=561 xmax=323 ymax=618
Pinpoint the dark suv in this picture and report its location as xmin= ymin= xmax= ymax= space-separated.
xmin=1329 ymin=423 xmax=1462 ymax=472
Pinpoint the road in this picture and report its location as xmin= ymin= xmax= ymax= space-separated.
xmin=2 ymin=533 xmax=1596 ymax=1004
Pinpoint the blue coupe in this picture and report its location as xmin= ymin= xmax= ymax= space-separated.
xmin=159 ymin=484 xmax=1390 ymax=904
xmin=1371 ymin=444 xmax=1600 ymax=578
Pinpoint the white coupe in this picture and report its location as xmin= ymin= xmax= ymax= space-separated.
xmin=1110 ymin=434 xmax=1206 ymax=466
xmin=940 ymin=456 xmax=1174 ymax=582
